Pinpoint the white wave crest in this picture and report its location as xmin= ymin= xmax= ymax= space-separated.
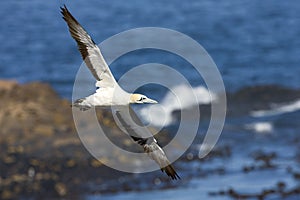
xmin=245 ymin=122 xmax=273 ymax=134
xmin=250 ymin=99 xmax=300 ymax=117
xmin=140 ymin=85 xmax=215 ymax=127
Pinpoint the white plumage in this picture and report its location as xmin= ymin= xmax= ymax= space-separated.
xmin=61 ymin=5 xmax=179 ymax=179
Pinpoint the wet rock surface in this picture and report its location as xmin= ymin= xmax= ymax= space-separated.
xmin=0 ymin=80 xmax=106 ymax=199
xmin=0 ymin=80 xmax=175 ymax=199
xmin=172 ymin=85 xmax=300 ymax=119
xmin=226 ymin=85 xmax=300 ymax=116
xmin=1 ymin=80 xmax=300 ymax=199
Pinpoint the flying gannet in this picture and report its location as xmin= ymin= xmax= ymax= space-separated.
xmin=61 ymin=5 xmax=180 ymax=180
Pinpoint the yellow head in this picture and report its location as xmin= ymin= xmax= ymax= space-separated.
xmin=130 ymin=94 xmax=158 ymax=104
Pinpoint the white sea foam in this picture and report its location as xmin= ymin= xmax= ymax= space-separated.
xmin=245 ymin=122 xmax=273 ymax=134
xmin=140 ymin=85 xmax=215 ymax=127
xmin=250 ymin=99 xmax=300 ymax=117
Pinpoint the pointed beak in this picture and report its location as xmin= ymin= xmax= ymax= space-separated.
xmin=145 ymin=98 xmax=158 ymax=104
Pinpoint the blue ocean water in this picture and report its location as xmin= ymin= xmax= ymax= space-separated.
xmin=1 ymin=0 xmax=300 ymax=99
xmin=1 ymin=1 xmax=300 ymax=199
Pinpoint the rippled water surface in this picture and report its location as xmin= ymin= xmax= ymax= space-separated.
xmin=1 ymin=0 xmax=300 ymax=199
xmin=1 ymin=0 xmax=300 ymax=97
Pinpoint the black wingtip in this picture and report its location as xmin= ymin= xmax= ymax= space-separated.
xmin=60 ymin=4 xmax=67 ymax=20
xmin=60 ymin=4 xmax=66 ymax=13
xmin=60 ymin=4 xmax=81 ymax=27
xmin=60 ymin=4 xmax=67 ymax=11
xmin=60 ymin=4 xmax=70 ymax=17
xmin=163 ymin=165 xmax=181 ymax=180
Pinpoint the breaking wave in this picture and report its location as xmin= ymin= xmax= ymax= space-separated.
xmin=245 ymin=122 xmax=273 ymax=134
xmin=250 ymin=99 xmax=300 ymax=117
xmin=139 ymin=85 xmax=215 ymax=127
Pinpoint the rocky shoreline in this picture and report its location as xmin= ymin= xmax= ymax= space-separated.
xmin=0 ymin=80 xmax=173 ymax=199
xmin=1 ymin=80 xmax=300 ymax=199
xmin=0 ymin=80 xmax=114 ymax=199
xmin=172 ymin=84 xmax=300 ymax=120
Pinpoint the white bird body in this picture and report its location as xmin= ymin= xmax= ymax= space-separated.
xmin=95 ymin=86 xmax=130 ymax=106
xmin=78 ymin=86 xmax=130 ymax=107
xmin=61 ymin=5 xmax=179 ymax=179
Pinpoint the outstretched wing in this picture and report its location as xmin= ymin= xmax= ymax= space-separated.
xmin=113 ymin=106 xmax=180 ymax=180
xmin=61 ymin=5 xmax=117 ymax=88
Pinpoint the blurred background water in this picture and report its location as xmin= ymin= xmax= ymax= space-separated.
xmin=1 ymin=0 xmax=300 ymax=199
xmin=1 ymin=0 xmax=300 ymax=98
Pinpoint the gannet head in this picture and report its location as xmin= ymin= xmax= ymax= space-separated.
xmin=130 ymin=94 xmax=158 ymax=104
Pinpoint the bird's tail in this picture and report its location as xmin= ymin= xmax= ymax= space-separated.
xmin=71 ymin=98 xmax=91 ymax=111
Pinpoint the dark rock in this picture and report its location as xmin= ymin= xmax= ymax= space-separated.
xmin=0 ymin=80 xmax=178 ymax=199
xmin=173 ymin=85 xmax=300 ymax=119
xmin=227 ymin=85 xmax=300 ymax=116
